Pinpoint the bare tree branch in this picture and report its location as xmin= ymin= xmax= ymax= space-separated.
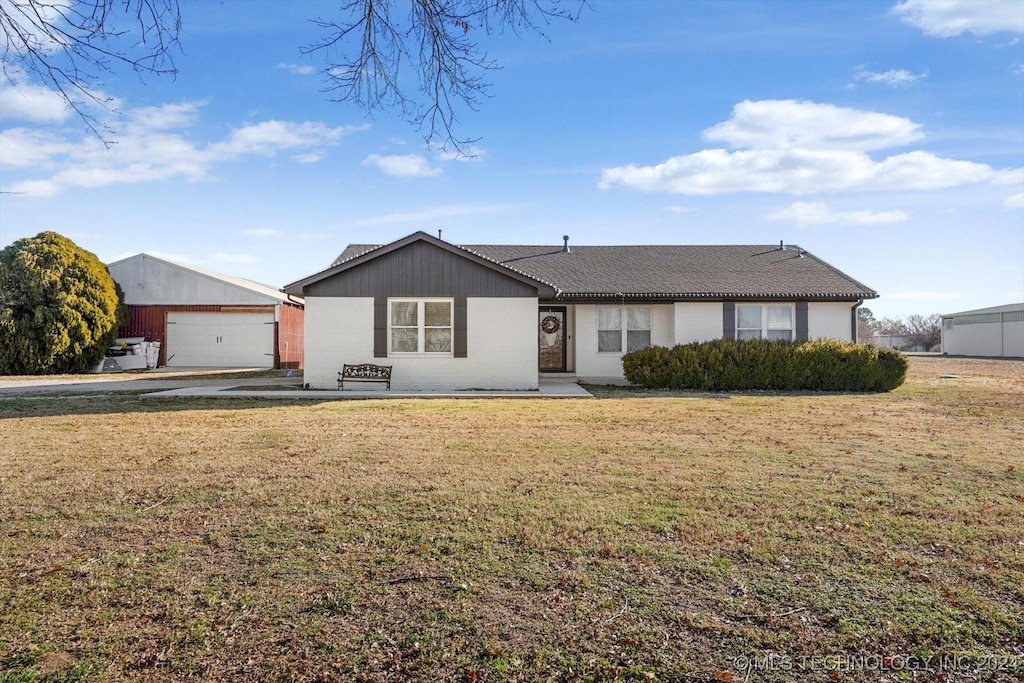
xmin=880 ymin=313 xmax=943 ymax=352
xmin=0 ymin=0 xmax=181 ymax=143
xmin=302 ymin=0 xmax=587 ymax=154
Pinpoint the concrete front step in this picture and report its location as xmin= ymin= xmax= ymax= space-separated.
xmin=538 ymin=372 xmax=578 ymax=383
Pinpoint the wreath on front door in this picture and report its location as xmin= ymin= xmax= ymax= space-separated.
xmin=541 ymin=315 xmax=561 ymax=334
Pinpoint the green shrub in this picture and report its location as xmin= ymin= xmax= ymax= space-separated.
xmin=0 ymin=232 xmax=129 ymax=375
xmin=622 ymin=338 xmax=907 ymax=392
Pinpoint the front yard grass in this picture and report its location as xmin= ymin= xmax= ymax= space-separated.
xmin=1 ymin=356 xmax=1021 ymax=681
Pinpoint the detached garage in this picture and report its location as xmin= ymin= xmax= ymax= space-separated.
xmin=941 ymin=303 xmax=1024 ymax=359
xmin=108 ymin=254 xmax=304 ymax=368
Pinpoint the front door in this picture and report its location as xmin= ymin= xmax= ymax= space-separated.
xmin=538 ymin=307 xmax=566 ymax=372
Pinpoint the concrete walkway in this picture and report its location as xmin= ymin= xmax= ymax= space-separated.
xmin=1 ymin=369 xmax=594 ymax=400
xmin=139 ymin=380 xmax=594 ymax=400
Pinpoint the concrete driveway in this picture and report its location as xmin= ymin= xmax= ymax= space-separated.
xmin=0 ymin=369 xmax=283 ymax=395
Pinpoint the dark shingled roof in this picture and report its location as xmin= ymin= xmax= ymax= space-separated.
xmin=331 ymin=240 xmax=877 ymax=301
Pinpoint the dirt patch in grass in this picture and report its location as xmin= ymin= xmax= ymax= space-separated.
xmin=1 ymin=357 xmax=1022 ymax=681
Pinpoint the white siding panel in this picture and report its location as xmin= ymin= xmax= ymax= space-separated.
xmin=943 ymin=317 xmax=1024 ymax=357
xmin=673 ymin=302 xmax=723 ymax=344
xmin=304 ymin=297 xmax=537 ymax=390
xmin=165 ymin=312 xmax=274 ymax=367
xmin=303 ymin=297 xmax=375 ymax=389
xmin=945 ymin=322 xmax=1002 ymax=356
xmin=1004 ymin=321 xmax=1024 ymax=357
xmin=808 ymin=302 xmax=854 ymax=342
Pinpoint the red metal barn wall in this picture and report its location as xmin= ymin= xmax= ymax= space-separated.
xmin=119 ymin=304 xmax=305 ymax=368
xmin=277 ymin=302 xmax=304 ymax=369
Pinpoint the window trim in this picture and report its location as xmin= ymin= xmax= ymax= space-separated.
xmin=387 ymin=298 xmax=454 ymax=356
xmin=736 ymin=304 xmax=794 ymax=341
xmin=597 ymin=305 xmax=652 ymax=354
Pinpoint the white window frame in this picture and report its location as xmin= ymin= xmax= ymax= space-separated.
xmin=597 ymin=305 xmax=652 ymax=353
xmin=388 ymin=298 xmax=454 ymax=356
xmin=736 ymin=304 xmax=794 ymax=341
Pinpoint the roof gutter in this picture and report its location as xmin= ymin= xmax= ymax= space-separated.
xmin=852 ymin=299 xmax=864 ymax=343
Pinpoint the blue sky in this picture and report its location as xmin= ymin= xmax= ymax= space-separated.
xmin=1 ymin=0 xmax=1022 ymax=318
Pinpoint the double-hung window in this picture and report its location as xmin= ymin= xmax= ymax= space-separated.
xmin=389 ymin=299 xmax=453 ymax=354
xmin=737 ymin=304 xmax=793 ymax=341
xmin=598 ymin=306 xmax=651 ymax=353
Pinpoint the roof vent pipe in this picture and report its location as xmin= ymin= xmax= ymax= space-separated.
xmin=562 ymin=235 xmax=570 ymax=253
xmin=779 ymin=240 xmax=785 ymax=251
xmin=438 ymin=229 xmax=442 ymax=240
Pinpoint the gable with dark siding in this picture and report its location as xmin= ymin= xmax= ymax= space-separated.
xmin=303 ymin=240 xmax=547 ymax=299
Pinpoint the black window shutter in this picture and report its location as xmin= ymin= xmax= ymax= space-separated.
xmin=722 ymin=302 xmax=736 ymax=340
xmin=454 ymin=297 xmax=467 ymax=358
xmin=373 ymin=296 xmax=387 ymax=358
xmin=795 ymin=301 xmax=809 ymax=341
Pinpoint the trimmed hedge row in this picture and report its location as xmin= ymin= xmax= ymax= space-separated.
xmin=621 ymin=338 xmax=907 ymax=392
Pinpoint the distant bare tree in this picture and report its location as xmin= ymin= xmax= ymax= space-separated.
xmin=880 ymin=313 xmax=943 ymax=352
xmin=303 ymin=0 xmax=587 ymax=153
xmin=0 ymin=0 xmax=182 ymax=140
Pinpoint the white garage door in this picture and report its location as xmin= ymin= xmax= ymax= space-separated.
xmin=166 ymin=312 xmax=275 ymax=367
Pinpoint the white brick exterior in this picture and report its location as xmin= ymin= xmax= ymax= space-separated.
xmin=674 ymin=302 xmax=724 ymax=343
xmin=304 ymin=297 xmax=538 ymax=391
xmin=574 ymin=304 xmax=674 ymax=384
xmin=303 ymin=297 xmax=375 ymax=389
xmin=808 ymin=302 xmax=855 ymax=342
xmin=305 ymin=296 xmax=863 ymax=389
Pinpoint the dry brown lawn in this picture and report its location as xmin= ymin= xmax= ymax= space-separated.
xmin=1 ymin=356 xmax=1022 ymax=682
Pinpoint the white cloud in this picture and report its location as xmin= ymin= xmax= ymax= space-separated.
xmin=208 ymin=120 xmax=366 ymax=159
xmin=354 ymin=203 xmax=516 ymax=226
xmin=243 ymin=228 xmax=282 ymax=237
xmin=292 ymin=152 xmax=324 ymax=163
xmin=892 ymin=0 xmax=1024 ymax=38
xmin=886 ymin=290 xmax=967 ymax=300
xmin=1012 ymin=63 xmax=1024 ymax=76
xmin=361 ymin=153 xmax=442 ymax=178
xmin=1 ymin=178 xmax=62 ymax=197
xmin=853 ymin=68 xmax=926 ymax=87
xmin=769 ymin=202 xmax=909 ymax=227
xmin=0 ymin=80 xmax=71 ymax=123
xmin=125 ymin=101 xmax=202 ymax=132
xmin=665 ymin=205 xmax=696 ymax=214
xmin=0 ymin=101 xmax=368 ymax=196
xmin=0 ymin=66 xmax=121 ymax=125
xmin=600 ymin=148 xmax=1012 ymax=195
xmin=278 ymin=63 xmax=315 ymax=75
xmin=599 ymin=99 xmax=1021 ymax=196
xmin=215 ymin=253 xmax=258 ymax=264
xmin=1005 ymin=192 xmax=1024 ymax=208
xmin=701 ymin=99 xmax=923 ymax=151
xmin=0 ymin=128 xmax=75 ymax=168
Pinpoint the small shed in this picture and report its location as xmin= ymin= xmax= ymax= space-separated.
xmin=941 ymin=303 xmax=1024 ymax=358
xmin=108 ymin=254 xmax=303 ymax=369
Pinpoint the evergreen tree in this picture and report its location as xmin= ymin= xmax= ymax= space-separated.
xmin=0 ymin=232 xmax=129 ymax=374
